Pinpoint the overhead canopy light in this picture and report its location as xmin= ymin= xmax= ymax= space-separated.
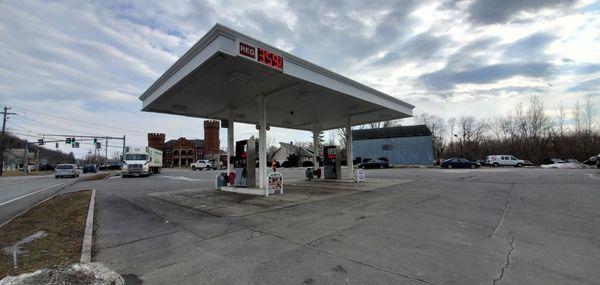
xmin=228 ymin=72 xmax=250 ymax=85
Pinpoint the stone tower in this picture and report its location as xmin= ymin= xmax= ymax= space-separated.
xmin=148 ymin=133 xmax=166 ymax=151
xmin=203 ymin=120 xmax=220 ymax=159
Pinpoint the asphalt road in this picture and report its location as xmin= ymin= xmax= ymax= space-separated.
xmin=67 ymin=166 xmax=600 ymax=285
xmin=3 ymin=167 xmax=600 ymax=284
xmin=0 ymin=172 xmax=98 ymax=225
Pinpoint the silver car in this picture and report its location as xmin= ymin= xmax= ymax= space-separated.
xmin=55 ymin=164 xmax=80 ymax=178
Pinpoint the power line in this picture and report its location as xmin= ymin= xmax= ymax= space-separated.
xmin=12 ymin=106 xmax=148 ymax=136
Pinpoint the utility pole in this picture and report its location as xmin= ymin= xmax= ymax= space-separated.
xmin=23 ymin=140 xmax=29 ymax=175
xmin=122 ymin=135 xmax=126 ymax=161
xmin=105 ymin=137 xmax=108 ymax=160
xmin=0 ymin=106 xmax=17 ymax=176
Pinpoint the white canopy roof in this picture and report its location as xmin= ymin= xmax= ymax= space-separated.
xmin=140 ymin=24 xmax=414 ymax=131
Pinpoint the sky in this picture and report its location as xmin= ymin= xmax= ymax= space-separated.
xmin=0 ymin=0 xmax=599 ymax=158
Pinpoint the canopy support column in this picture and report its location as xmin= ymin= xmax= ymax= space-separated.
xmin=257 ymin=94 xmax=267 ymax=189
xmin=346 ymin=117 xmax=353 ymax=180
xmin=227 ymin=108 xmax=234 ymax=173
xmin=312 ymin=130 xmax=319 ymax=168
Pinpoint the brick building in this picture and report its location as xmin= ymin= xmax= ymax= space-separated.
xmin=148 ymin=120 xmax=221 ymax=167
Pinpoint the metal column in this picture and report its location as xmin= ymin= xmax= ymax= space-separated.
xmin=257 ymin=94 xmax=267 ymax=189
xmin=346 ymin=117 xmax=353 ymax=180
xmin=313 ymin=130 xmax=319 ymax=168
xmin=227 ymin=108 xmax=234 ymax=173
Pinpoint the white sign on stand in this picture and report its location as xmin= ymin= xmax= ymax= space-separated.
xmin=267 ymin=172 xmax=283 ymax=196
xmin=356 ymin=168 xmax=366 ymax=183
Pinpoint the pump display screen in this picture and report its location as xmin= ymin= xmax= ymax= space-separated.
xmin=239 ymin=41 xmax=284 ymax=71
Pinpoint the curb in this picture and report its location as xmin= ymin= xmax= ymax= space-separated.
xmin=80 ymin=189 xmax=96 ymax=263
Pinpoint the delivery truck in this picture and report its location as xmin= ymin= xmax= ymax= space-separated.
xmin=122 ymin=146 xmax=162 ymax=177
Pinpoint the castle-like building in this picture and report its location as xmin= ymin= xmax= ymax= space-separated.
xmin=148 ymin=120 xmax=221 ymax=167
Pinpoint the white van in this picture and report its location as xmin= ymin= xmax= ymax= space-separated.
xmin=486 ymin=155 xmax=525 ymax=167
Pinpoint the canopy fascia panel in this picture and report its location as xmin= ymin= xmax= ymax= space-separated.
xmin=140 ymin=24 xmax=414 ymax=131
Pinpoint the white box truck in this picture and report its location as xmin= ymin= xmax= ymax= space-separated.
xmin=122 ymin=146 xmax=162 ymax=177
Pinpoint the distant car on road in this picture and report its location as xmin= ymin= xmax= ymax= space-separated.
xmin=82 ymin=164 xmax=98 ymax=173
xmin=486 ymin=155 xmax=525 ymax=167
xmin=55 ymin=164 xmax=79 ymax=178
xmin=359 ymin=159 xmax=390 ymax=169
xmin=441 ymin=158 xmax=481 ymax=169
xmin=191 ymin=159 xmax=216 ymax=171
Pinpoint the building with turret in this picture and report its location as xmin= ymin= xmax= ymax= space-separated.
xmin=148 ymin=120 xmax=222 ymax=167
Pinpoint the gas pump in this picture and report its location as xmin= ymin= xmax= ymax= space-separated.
xmin=234 ymin=137 xmax=257 ymax=187
xmin=323 ymin=145 xmax=341 ymax=179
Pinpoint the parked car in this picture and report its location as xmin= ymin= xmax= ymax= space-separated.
xmin=486 ymin=155 xmax=526 ymax=167
xmin=55 ymin=164 xmax=79 ymax=178
xmin=82 ymin=164 xmax=98 ymax=173
xmin=441 ymin=158 xmax=481 ymax=169
xmin=190 ymin=159 xmax=216 ymax=171
xmin=359 ymin=159 xmax=390 ymax=169
xmin=542 ymin=158 xmax=565 ymax=165
xmin=583 ymin=155 xmax=599 ymax=166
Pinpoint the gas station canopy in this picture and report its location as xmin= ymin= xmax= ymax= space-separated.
xmin=139 ymin=24 xmax=414 ymax=131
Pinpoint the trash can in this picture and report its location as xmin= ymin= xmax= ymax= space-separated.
xmin=217 ymin=172 xmax=228 ymax=187
xmin=305 ymin=167 xmax=314 ymax=181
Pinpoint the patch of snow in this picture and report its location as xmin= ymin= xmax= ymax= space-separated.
xmin=0 ymin=262 xmax=124 ymax=285
xmin=541 ymin=163 xmax=584 ymax=169
xmin=3 ymin=231 xmax=48 ymax=256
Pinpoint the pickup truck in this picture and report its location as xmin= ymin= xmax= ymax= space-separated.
xmin=191 ymin=159 xmax=216 ymax=171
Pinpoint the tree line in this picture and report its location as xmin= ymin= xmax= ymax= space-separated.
xmin=414 ymin=96 xmax=599 ymax=164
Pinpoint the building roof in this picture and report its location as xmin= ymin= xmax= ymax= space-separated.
xmin=278 ymin=142 xmax=314 ymax=157
xmin=139 ymin=23 xmax=413 ymax=131
xmin=352 ymin=125 xmax=432 ymax=141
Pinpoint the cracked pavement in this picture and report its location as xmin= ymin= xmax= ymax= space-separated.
xmin=70 ymin=167 xmax=600 ymax=284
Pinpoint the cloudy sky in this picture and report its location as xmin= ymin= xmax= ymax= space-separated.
xmin=1 ymin=0 xmax=598 ymax=157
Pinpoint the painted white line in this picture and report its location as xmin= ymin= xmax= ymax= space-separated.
xmin=0 ymin=179 xmax=75 ymax=207
xmin=80 ymin=189 xmax=96 ymax=263
xmin=587 ymin=174 xmax=600 ymax=181
xmin=161 ymin=176 xmax=207 ymax=182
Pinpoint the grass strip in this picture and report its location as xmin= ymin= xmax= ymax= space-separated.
xmin=0 ymin=190 xmax=92 ymax=278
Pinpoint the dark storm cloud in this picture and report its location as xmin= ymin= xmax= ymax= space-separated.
xmin=467 ymin=0 xmax=577 ymax=24
xmin=376 ymin=32 xmax=450 ymax=64
xmin=276 ymin=0 xmax=424 ymax=69
xmin=502 ymin=32 xmax=555 ymax=61
xmin=421 ymin=62 xmax=553 ymax=90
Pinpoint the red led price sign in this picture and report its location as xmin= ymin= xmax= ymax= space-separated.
xmin=257 ymin=47 xmax=283 ymax=70
xmin=239 ymin=42 xmax=284 ymax=71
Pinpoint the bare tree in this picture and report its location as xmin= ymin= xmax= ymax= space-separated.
xmin=583 ymin=94 xmax=595 ymax=135
xmin=557 ymin=102 xmax=566 ymax=137
xmin=572 ymin=100 xmax=583 ymax=135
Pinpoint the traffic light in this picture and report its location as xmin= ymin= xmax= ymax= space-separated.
xmin=93 ymin=138 xmax=97 ymax=144
xmin=55 ymin=143 xmax=59 ymax=148
xmin=37 ymin=139 xmax=44 ymax=145
xmin=96 ymin=142 xmax=101 ymax=149
xmin=74 ymin=142 xmax=80 ymax=148
xmin=66 ymin=137 xmax=71 ymax=144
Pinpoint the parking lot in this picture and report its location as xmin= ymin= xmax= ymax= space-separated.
xmin=8 ymin=167 xmax=597 ymax=284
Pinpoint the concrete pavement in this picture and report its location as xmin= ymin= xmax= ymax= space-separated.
xmin=75 ymin=167 xmax=600 ymax=284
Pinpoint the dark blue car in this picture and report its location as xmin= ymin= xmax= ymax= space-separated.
xmin=441 ymin=158 xmax=481 ymax=169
